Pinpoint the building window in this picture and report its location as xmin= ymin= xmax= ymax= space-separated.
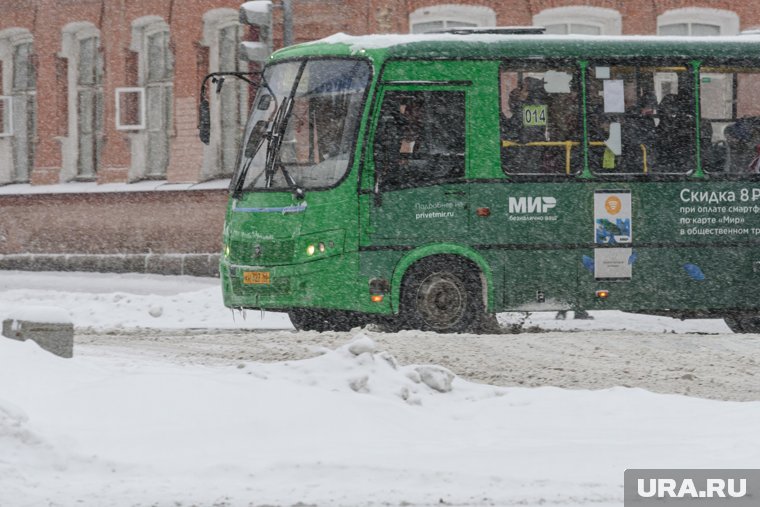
xmin=409 ymin=4 xmax=496 ymax=34
xmin=60 ymin=23 xmax=104 ymax=182
xmin=658 ymin=8 xmax=739 ymax=36
xmin=0 ymin=30 xmax=36 ymax=184
xmin=11 ymin=40 xmax=36 ymax=183
xmin=534 ymin=6 xmax=622 ymax=35
xmin=201 ymin=9 xmax=247 ymax=179
xmin=129 ymin=17 xmax=174 ymax=180
xmin=75 ymin=34 xmax=103 ymax=180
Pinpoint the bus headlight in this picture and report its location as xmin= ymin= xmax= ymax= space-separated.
xmin=306 ymin=244 xmax=316 ymax=256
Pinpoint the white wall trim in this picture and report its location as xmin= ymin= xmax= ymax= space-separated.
xmin=201 ymin=8 xmax=238 ymax=47
xmin=0 ymin=28 xmax=34 ymax=184
xmin=409 ymin=4 xmax=496 ymax=33
xmin=59 ymin=21 xmax=101 ymax=183
xmin=200 ymin=8 xmax=246 ymax=180
xmin=657 ymin=8 xmax=740 ymax=36
xmin=129 ymin=16 xmax=166 ymax=54
xmin=533 ymin=6 xmax=622 ymax=35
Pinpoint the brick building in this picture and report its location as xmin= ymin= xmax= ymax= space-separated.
xmin=0 ymin=0 xmax=758 ymax=276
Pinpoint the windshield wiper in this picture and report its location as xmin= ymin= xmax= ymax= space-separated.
xmin=263 ymin=97 xmax=305 ymax=199
xmin=277 ymin=162 xmax=305 ymax=199
xmin=230 ymin=76 xmax=279 ymax=198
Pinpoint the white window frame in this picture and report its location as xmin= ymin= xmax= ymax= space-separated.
xmin=657 ymin=8 xmax=739 ymax=36
xmin=115 ymin=87 xmax=146 ymax=131
xmin=59 ymin=22 xmax=103 ymax=182
xmin=0 ymin=95 xmax=13 ymax=137
xmin=128 ymin=16 xmax=173 ymax=181
xmin=0 ymin=28 xmax=34 ymax=184
xmin=409 ymin=4 xmax=496 ymax=34
xmin=200 ymin=8 xmax=247 ymax=179
xmin=533 ymin=6 xmax=622 ymax=35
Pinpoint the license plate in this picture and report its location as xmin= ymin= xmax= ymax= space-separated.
xmin=243 ymin=271 xmax=270 ymax=285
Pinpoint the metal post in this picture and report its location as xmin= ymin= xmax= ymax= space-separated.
xmin=282 ymin=0 xmax=293 ymax=46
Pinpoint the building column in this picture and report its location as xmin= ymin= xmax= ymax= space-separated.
xmin=30 ymin=0 xmax=63 ymax=184
xmin=98 ymin=0 xmax=131 ymax=183
xmin=166 ymin=0 xmax=206 ymax=183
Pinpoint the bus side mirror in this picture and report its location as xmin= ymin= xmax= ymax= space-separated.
xmin=199 ymin=97 xmax=210 ymax=145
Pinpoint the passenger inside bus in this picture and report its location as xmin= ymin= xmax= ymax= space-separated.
xmin=724 ymin=117 xmax=760 ymax=172
xmin=620 ymin=92 xmax=657 ymax=173
xmin=501 ymin=72 xmax=580 ymax=174
xmin=654 ymin=93 xmax=694 ymax=172
xmin=374 ymin=90 xmax=466 ymax=188
xmin=546 ymin=76 xmax=581 ymax=172
xmin=586 ymin=70 xmax=659 ymax=174
xmin=502 ymin=77 xmax=549 ymax=173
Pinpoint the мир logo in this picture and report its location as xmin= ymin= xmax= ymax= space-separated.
xmin=508 ymin=196 xmax=557 ymax=214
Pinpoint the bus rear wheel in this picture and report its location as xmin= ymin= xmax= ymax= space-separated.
xmin=288 ymin=308 xmax=365 ymax=332
xmin=400 ymin=257 xmax=485 ymax=333
xmin=724 ymin=314 xmax=760 ymax=333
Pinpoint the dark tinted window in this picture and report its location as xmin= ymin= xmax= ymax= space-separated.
xmin=374 ymin=91 xmax=465 ymax=188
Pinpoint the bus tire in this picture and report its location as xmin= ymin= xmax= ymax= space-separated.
xmin=288 ymin=309 xmax=365 ymax=332
xmin=400 ymin=256 xmax=484 ymax=333
xmin=724 ymin=314 xmax=760 ymax=333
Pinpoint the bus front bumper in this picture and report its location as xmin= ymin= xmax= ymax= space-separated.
xmin=219 ymin=255 xmax=367 ymax=312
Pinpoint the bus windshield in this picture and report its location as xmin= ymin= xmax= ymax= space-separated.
xmin=232 ymin=58 xmax=371 ymax=193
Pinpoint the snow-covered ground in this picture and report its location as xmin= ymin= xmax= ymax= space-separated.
xmin=1 ymin=271 xmax=758 ymax=507
xmin=0 ymin=270 xmax=734 ymax=333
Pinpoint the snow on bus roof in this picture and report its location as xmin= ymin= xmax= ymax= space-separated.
xmin=306 ymin=31 xmax=760 ymax=54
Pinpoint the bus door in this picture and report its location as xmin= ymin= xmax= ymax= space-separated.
xmin=366 ymin=88 xmax=470 ymax=243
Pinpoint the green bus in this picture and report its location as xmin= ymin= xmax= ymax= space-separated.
xmin=208 ymin=29 xmax=760 ymax=333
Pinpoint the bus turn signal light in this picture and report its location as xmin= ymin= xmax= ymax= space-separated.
xmin=369 ymin=278 xmax=390 ymax=303
xmin=596 ymin=289 xmax=610 ymax=299
xmin=476 ymin=207 xmax=491 ymax=217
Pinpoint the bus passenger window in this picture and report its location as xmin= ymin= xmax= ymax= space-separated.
xmin=500 ymin=65 xmax=580 ymax=175
xmin=700 ymin=65 xmax=760 ymax=173
xmin=586 ymin=62 xmax=692 ymax=175
xmin=373 ymin=91 xmax=465 ymax=189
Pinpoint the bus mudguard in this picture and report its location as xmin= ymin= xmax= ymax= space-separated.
xmin=390 ymin=244 xmax=495 ymax=314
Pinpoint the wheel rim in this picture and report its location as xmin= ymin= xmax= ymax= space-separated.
xmin=416 ymin=272 xmax=467 ymax=330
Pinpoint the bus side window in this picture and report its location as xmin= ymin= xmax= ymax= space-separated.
xmin=586 ymin=62 xmax=693 ymax=175
xmin=373 ymin=90 xmax=466 ymax=189
xmin=701 ymin=65 xmax=760 ymax=174
xmin=500 ymin=66 xmax=580 ymax=175
xmin=654 ymin=92 xmax=696 ymax=172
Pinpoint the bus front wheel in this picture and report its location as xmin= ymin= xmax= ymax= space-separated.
xmin=400 ymin=256 xmax=485 ymax=333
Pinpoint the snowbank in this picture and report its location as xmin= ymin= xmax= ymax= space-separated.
xmin=1 ymin=333 xmax=758 ymax=507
